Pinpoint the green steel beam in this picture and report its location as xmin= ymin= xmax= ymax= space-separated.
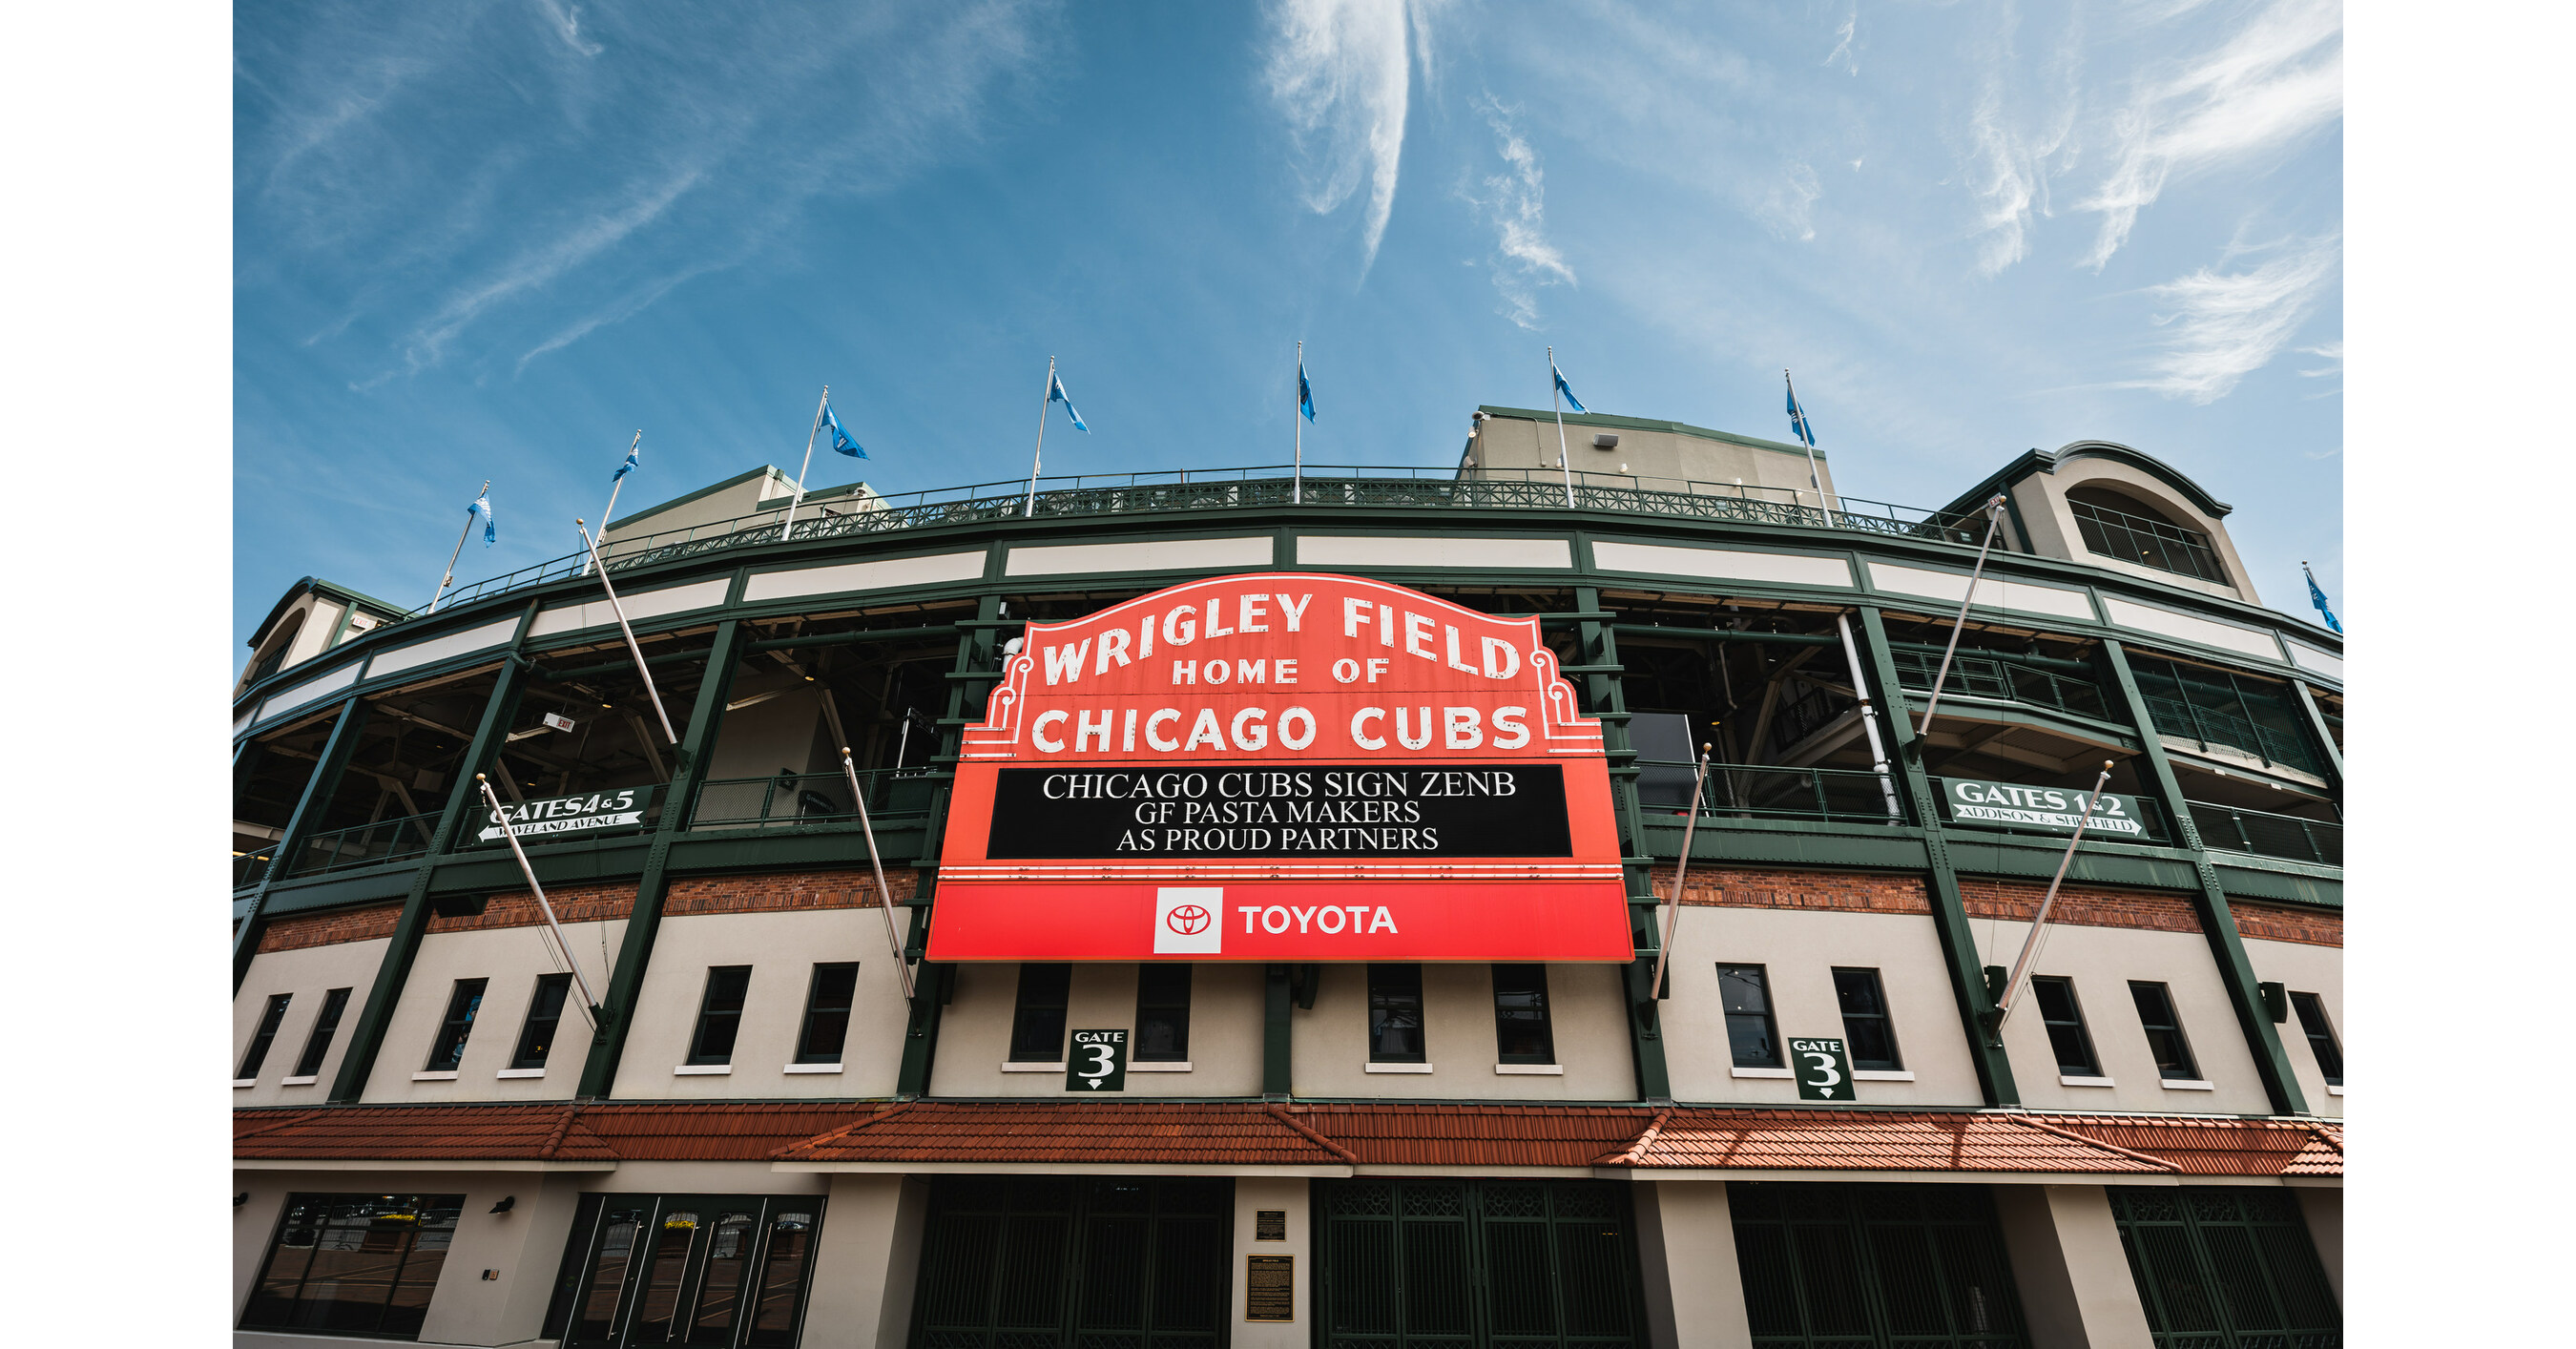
xmin=328 ymin=606 xmax=541 ymax=1101
xmin=896 ymin=592 xmax=1003 ymax=1095
xmin=2100 ymin=639 xmax=2309 ymax=1115
xmin=894 ymin=897 xmax=944 ymax=1098
xmin=575 ymin=619 xmax=751 ymax=1098
xmin=235 ymin=695 xmax=372 ymax=992
xmin=1576 ymin=585 xmax=1672 ymax=1104
xmin=1264 ymin=964 xmax=1293 ymax=1099
xmin=1854 ymin=606 xmax=2022 ymax=1107
xmin=2288 ymin=679 xmax=2344 ymax=799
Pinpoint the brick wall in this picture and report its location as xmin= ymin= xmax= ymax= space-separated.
xmin=257 ymin=903 xmax=402 ymax=953
xmin=1958 ymin=879 xmax=2204 ymax=936
xmin=428 ymin=881 xmax=639 ymax=936
xmin=1652 ymin=865 xmax=2233 ymax=939
xmin=2230 ymin=901 xmax=2342 ymax=947
xmin=1652 ymin=866 xmax=1932 ymax=916
xmin=664 ymin=869 xmax=916 ymax=917
xmin=252 ymin=869 xmax=919 ymax=952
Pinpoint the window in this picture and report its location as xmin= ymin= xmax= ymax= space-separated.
xmin=1135 ymin=964 xmax=1192 ymax=1061
xmin=1831 ymin=968 xmax=1901 ymax=1070
xmin=1008 ymin=963 xmax=1072 ymax=1061
xmin=1368 ymin=964 xmax=1425 ymax=1062
xmin=2290 ymin=991 xmax=2342 ymax=1087
xmin=1715 ymin=965 xmax=1781 ymax=1068
xmin=291 ymin=987 xmax=352 ymax=1079
xmin=2129 ymin=982 xmax=2199 ymax=1080
xmin=1491 ymin=964 xmax=1555 ymax=1064
xmin=239 ymin=992 xmax=293 ymax=1080
xmin=795 ymin=963 xmax=860 ymax=1064
xmin=2031 ymin=977 xmax=2100 ymax=1076
xmin=423 ymin=980 xmax=487 ymax=1072
xmin=241 ymin=1193 xmax=464 ymax=1338
xmin=510 ymin=974 xmax=573 ymax=1071
xmin=689 ymin=966 xmax=754 ymax=1067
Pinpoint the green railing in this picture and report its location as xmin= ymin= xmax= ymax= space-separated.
xmin=1891 ymin=648 xmax=2109 ymax=720
xmin=2188 ymin=800 xmax=2341 ymax=866
xmin=2070 ymin=499 xmax=2229 ymax=584
xmin=386 ymin=465 xmax=1990 ymax=623
xmin=1641 ymin=762 xmax=1907 ymax=825
xmin=689 ymin=768 xmax=939 ymax=831
xmin=234 ymin=850 xmax=276 ymax=890
xmin=2141 ymin=695 xmax=2322 ymax=777
xmin=285 ymin=811 xmax=445 ymax=878
xmin=1932 ymin=778 xmax=2171 ymax=843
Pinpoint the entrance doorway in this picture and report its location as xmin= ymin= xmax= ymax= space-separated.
xmin=547 ymin=1193 xmax=825 ymax=1348
xmin=1312 ymin=1178 xmax=1650 ymax=1349
xmin=1728 ymin=1182 xmax=2028 ymax=1349
xmin=2108 ymin=1186 xmax=2338 ymax=1347
xmin=908 ymin=1175 xmax=1234 ymax=1349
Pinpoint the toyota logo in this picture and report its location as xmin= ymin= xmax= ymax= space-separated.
xmin=1165 ymin=903 xmax=1212 ymax=935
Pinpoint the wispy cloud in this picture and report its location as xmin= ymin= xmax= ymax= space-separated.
xmin=531 ymin=0 xmax=605 ymax=57
xmin=1824 ymin=4 xmax=1859 ymax=75
xmin=1263 ymin=0 xmax=1421 ymax=272
xmin=2077 ymin=0 xmax=2341 ymax=268
xmin=1758 ymin=160 xmax=1824 ymax=243
xmin=2122 ymin=233 xmax=2338 ymax=404
xmin=1462 ymin=98 xmax=1574 ymax=329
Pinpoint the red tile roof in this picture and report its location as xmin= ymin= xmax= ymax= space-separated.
xmin=235 ymin=1101 xmax=2341 ymax=1178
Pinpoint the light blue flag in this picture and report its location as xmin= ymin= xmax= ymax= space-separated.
xmin=823 ymin=403 xmax=867 ymax=459
xmin=1785 ymin=380 xmax=1818 ymax=447
xmin=613 ymin=438 xmax=640 ymax=482
xmin=2303 ymin=564 xmax=2341 ymax=633
xmin=468 ymin=493 xmax=495 ymax=546
xmin=1552 ymin=361 xmax=1586 ymax=413
xmin=1298 ymin=359 xmax=1316 ymax=423
xmin=1049 ymin=371 xmax=1089 ymax=431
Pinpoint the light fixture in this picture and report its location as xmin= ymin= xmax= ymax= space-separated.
xmin=489 ymin=1196 xmax=516 ymax=1214
xmin=234 ymin=1193 xmax=249 ymax=1207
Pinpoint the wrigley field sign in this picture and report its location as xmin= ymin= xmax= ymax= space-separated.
xmin=1943 ymin=778 xmax=2146 ymax=837
xmin=477 ymin=785 xmax=660 ymax=842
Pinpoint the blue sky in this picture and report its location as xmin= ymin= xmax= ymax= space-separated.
xmin=234 ymin=0 xmax=2342 ymax=653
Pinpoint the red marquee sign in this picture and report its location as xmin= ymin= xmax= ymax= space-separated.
xmin=925 ymin=572 xmax=1632 ymax=962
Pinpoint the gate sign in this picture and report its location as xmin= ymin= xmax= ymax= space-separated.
xmin=1944 ymin=778 xmax=2147 ymax=837
xmin=1789 ymin=1037 xmax=1854 ymax=1102
xmin=928 ymin=573 xmax=1630 ymax=962
xmin=477 ymin=784 xmax=659 ymax=842
xmin=1067 ymin=1028 xmax=1128 ymax=1091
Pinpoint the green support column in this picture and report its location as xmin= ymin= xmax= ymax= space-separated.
xmin=234 ymin=696 xmax=372 ymax=991
xmin=329 ymin=616 xmax=539 ymax=1102
xmin=2289 ymin=679 xmax=2344 ymax=799
xmin=2100 ymin=640 xmax=2309 ymax=1116
xmin=1854 ymin=606 xmax=2021 ymax=1107
xmin=575 ymin=619 xmax=751 ymax=1098
xmin=1572 ymin=585 xmax=1672 ymax=1103
xmin=897 ymin=596 xmax=1003 ymax=1097
xmin=1263 ymin=964 xmax=1293 ymax=1100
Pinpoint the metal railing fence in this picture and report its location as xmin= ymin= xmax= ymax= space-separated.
xmin=1639 ymin=761 xmax=1907 ymax=825
xmin=689 ymin=768 xmax=937 ymax=831
xmin=1890 ymin=649 xmax=2109 ymax=720
xmin=2188 ymin=800 xmax=2342 ymax=866
xmin=284 ymin=811 xmax=446 ymax=878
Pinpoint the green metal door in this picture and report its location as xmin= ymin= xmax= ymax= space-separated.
xmin=1313 ymin=1178 xmax=1648 ymax=1349
xmin=909 ymin=1176 xmax=1233 ymax=1349
xmin=1728 ymin=1182 xmax=2027 ymax=1349
xmin=2108 ymin=1187 xmax=2339 ymax=1349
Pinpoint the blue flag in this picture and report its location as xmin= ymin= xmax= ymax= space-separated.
xmin=823 ymin=403 xmax=867 ymax=459
xmin=613 ymin=437 xmax=639 ymax=482
xmin=2303 ymin=564 xmax=2341 ymax=633
xmin=1552 ymin=361 xmax=1586 ymax=413
xmin=1298 ymin=360 xmax=1316 ymax=423
xmin=468 ymin=493 xmax=495 ymax=546
xmin=1785 ymin=381 xmax=1817 ymax=447
xmin=1049 ymin=371 xmax=1089 ymax=431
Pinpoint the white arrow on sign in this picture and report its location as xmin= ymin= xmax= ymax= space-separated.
xmin=1088 ymin=1079 xmax=1102 ymax=1089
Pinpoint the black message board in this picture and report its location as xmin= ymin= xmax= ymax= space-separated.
xmin=1245 ymin=1256 xmax=1294 ymax=1322
xmin=987 ymin=764 xmax=1571 ymax=860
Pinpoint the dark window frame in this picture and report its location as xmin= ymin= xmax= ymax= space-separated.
xmin=1367 ymin=963 xmax=1426 ymax=1063
xmin=2289 ymin=990 xmax=2342 ymax=1087
xmin=2128 ymin=980 xmax=2201 ymax=1081
xmin=509 ymin=973 xmax=574 ymax=1071
xmin=1830 ymin=966 xmax=1902 ymax=1071
xmin=1715 ymin=964 xmax=1782 ymax=1069
xmin=423 ymin=979 xmax=488 ymax=1072
xmin=290 ymin=987 xmax=352 ymax=1080
xmin=795 ymin=963 xmax=861 ymax=1065
xmin=1134 ymin=963 xmax=1192 ymax=1062
xmin=239 ymin=992 xmax=293 ymax=1081
xmin=1008 ymin=963 xmax=1072 ymax=1062
xmin=241 ymin=1192 xmax=466 ymax=1339
xmin=2030 ymin=976 xmax=2102 ymax=1076
xmin=688 ymin=965 xmax=755 ymax=1067
xmin=1490 ymin=963 xmax=1555 ymax=1065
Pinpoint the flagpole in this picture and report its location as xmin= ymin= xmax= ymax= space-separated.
xmin=1836 ymin=612 xmax=1902 ymax=820
xmin=1293 ymin=342 xmax=1304 ymax=507
xmin=1784 ymin=369 xmax=1834 ymax=523
xmin=476 ymin=775 xmax=604 ymax=1026
xmin=587 ymin=432 xmax=641 ymax=577
xmin=1647 ymin=744 xmax=1712 ymax=1013
xmin=781 ymin=387 xmax=828 ymax=540
xmin=1024 ymin=356 xmax=1055 ymax=520
xmin=1991 ymin=761 xmax=2116 ymax=1026
xmin=427 ymin=478 xmax=490 ymax=613
xmin=841 ymin=747 xmax=916 ymax=999
xmin=1911 ymin=495 xmax=2010 ymax=741
xmin=577 ymin=519 xmax=679 ymax=744
xmin=1549 ymin=347 xmax=1575 ymax=508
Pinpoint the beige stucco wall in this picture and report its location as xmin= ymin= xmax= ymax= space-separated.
xmin=604 ymin=466 xmax=801 ymax=542
xmin=359 ymin=920 xmax=628 ymax=1102
xmin=233 ymin=936 xmax=392 ymax=1106
xmin=799 ymin=1173 xmax=930 ymax=1349
xmin=1467 ymin=415 xmax=1838 ymax=507
xmin=1991 ymin=1184 xmax=2156 ymax=1349
xmin=2239 ymin=935 xmax=2343 ymax=1118
xmin=1631 ymin=1179 xmax=1754 ymax=1349
xmin=928 ymin=961 xmax=1266 ymax=1098
xmin=612 ymin=910 xmax=911 ymax=1099
xmin=1231 ymin=1177 xmax=1312 ymax=1349
xmin=1660 ymin=908 xmax=1986 ymax=1108
xmin=1288 ymin=962 xmax=1633 ymax=1100
xmin=1982 ymin=921 xmax=2272 ymax=1114
xmin=2009 ymin=456 xmax=2257 ymax=604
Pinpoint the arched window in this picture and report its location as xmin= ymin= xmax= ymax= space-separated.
xmin=249 ymin=612 xmax=305 ymax=684
xmin=2064 ymin=485 xmax=2229 ymax=584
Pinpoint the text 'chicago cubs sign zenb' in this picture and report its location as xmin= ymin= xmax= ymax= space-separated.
xmin=925 ymin=572 xmax=1631 ymax=962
